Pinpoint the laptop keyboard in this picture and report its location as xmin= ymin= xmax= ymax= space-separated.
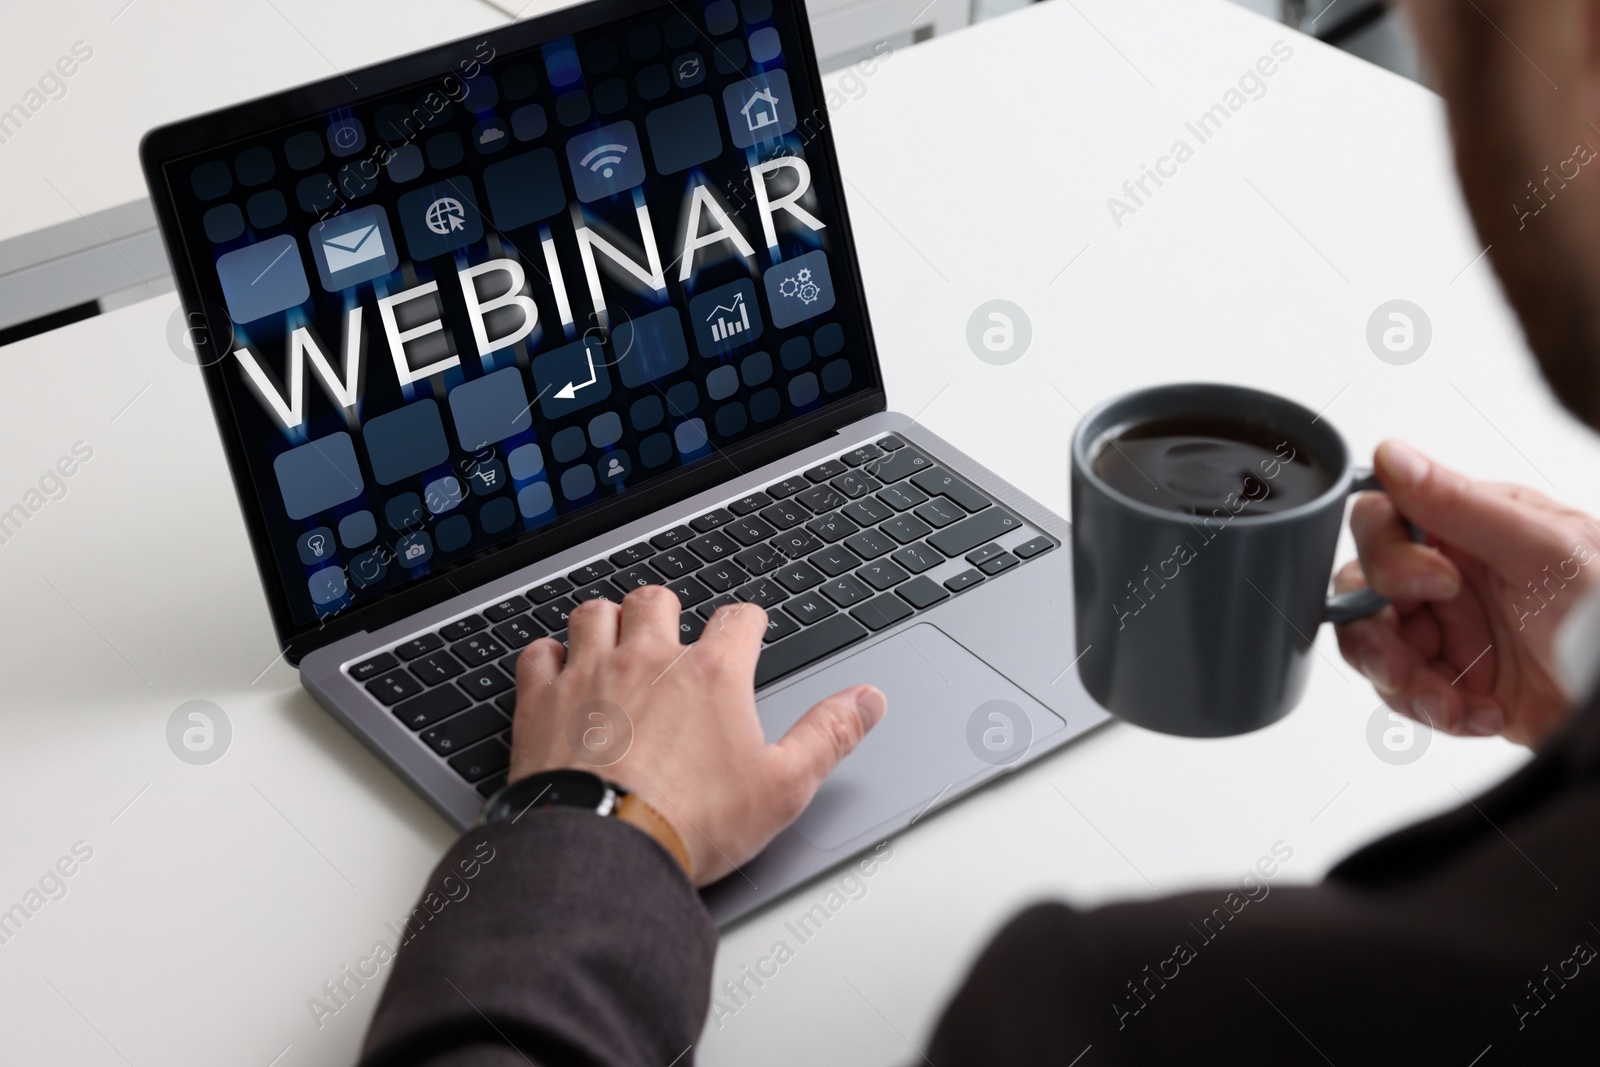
xmin=345 ymin=434 xmax=1057 ymax=799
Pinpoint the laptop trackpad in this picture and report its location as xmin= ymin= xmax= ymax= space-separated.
xmin=756 ymin=624 xmax=1065 ymax=851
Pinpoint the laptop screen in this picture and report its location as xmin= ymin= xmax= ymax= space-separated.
xmin=152 ymin=0 xmax=877 ymax=632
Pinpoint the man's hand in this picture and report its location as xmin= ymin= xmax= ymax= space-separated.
xmin=1334 ymin=439 xmax=1598 ymax=747
xmin=507 ymin=586 xmax=886 ymax=885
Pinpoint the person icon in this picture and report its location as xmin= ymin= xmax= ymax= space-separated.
xmin=605 ymin=457 xmax=624 ymax=480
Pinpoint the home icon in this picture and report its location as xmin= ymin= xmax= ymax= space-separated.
xmin=739 ymin=88 xmax=780 ymax=135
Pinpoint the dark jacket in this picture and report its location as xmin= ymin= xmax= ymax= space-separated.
xmin=361 ymin=696 xmax=1600 ymax=1065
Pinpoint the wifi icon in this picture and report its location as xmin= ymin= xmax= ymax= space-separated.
xmin=580 ymin=143 xmax=629 ymax=178
xmin=567 ymin=122 xmax=644 ymax=204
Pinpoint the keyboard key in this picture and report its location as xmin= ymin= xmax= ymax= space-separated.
xmin=651 ymin=548 xmax=699 ymax=578
xmin=690 ymin=508 xmax=734 ymax=532
xmin=737 ymin=577 xmax=789 ymax=608
xmin=762 ymin=611 xmax=802 ymax=643
xmin=688 ymin=530 xmax=739 ymax=562
xmin=784 ymin=591 xmax=838 ymax=625
xmin=980 ymin=551 xmax=1020 ymax=575
xmin=477 ymin=773 xmax=509 ymax=798
xmin=699 ymin=561 xmax=747 ymax=592
xmin=1015 ymin=536 xmax=1057 ymax=560
xmin=452 ymin=634 xmax=508 ymax=665
xmin=439 ymin=616 xmax=487 ymax=641
xmin=841 ymin=443 xmax=884 ymax=467
xmin=755 ymin=614 xmax=868 ymax=685
xmin=613 ymin=563 xmax=665 ymax=589
xmin=448 ymin=737 xmax=510 ymax=783
xmin=766 ymin=476 xmax=810 ymax=499
xmin=395 ymin=634 xmax=444 ymax=661
xmin=651 ymin=526 xmax=695 ymax=549
xmin=495 ymin=690 xmax=518 ymax=715
xmin=734 ymin=543 xmax=785 ymax=574
xmin=568 ymin=560 xmax=616 ymax=584
xmin=410 ymin=650 xmax=466 ymax=685
xmin=393 ymin=685 xmax=470 ymax=729
xmin=820 ymin=573 xmax=872 ymax=607
xmin=796 ymin=485 xmax=847 ymax=514
xmin=493 ymin=614 xmax=544 ymax=649
xmin=877 ymin=483 xmax=928 ymax=511
xmin=483 ymin=596 xmax=530 ymax=623
xmin=928 ymin=508 xmax=1022 ymax=557
xmin=729 ymin=491 xmax=773 ymax=515
xmin=498 ymin=652 xmax=521 ymax=677
xmin=808 ymin=545 xmax=861 ymax=578
xmin=571 ymin=579 xmax=623 ymax=603
xmin=864 ymin=445 xmax=932 ymax=484
xmin=526 ymin=577 xmax=574 ymax=604
xmin=665 ymin=575 xmax=713 ymax=607
xmin=423 ymin=706 xmax=505 ymax=754
xmin=910 ymin=468 xmax=992 ymax=513
xmin=966 ymin=543 xmax=1007 ymax=566
xmin=771 ymin=529 xmax=824 ymax=558
xmin=882 ymin=514 xmax=932 ymax=544
xmin=458 ymin=665 xmax=514 ymax=701
xmin=830 ymin=471 xmax=881 ymax=499
xmin=806 ymin=512 xmax=860 ymax=543
xmin=944 ymin=569 xmax=985 ymax=593
xmin=679 ymin=612 xmax=706 ymax=643
xmin=897 ymin=576 xmax=950 ymax=610
xmin=892 ymin=542 xmax=943 ymax=574
xmin=350 ymin=652 xmax=397 ymax=682
xmin=842 ymin=528 xmax=896 ymax=560
xmin=774 ymin=560 xmax=826 ymax=593
xmin=530 ymin=596 xmax=577 ymax=631
xmin=725 ymin=515 xmax=777 ymax=545
xmin=877 ymin=434 xmax=906 ymax=450
xmin=857 ymin=559 xmax=910 ymax=590
xmin=805 ymin=460 xmax=849 ymax=482
xmin=609 ymin=542 xmax=654 ymax=566
xmin=697 ymin=592 xmax=740 ymax=619
xmin=913 ymin=498 xmax=964 ymax=528
xmin=851 ymin=593 xmax=914 ymax=631
xmin=759 ymin=500 xmax=807 ymax=530
xmin=841 ymin=496 xmax=893 ymax=526
xmin=367 ymin=670 xmax=424 ymax=705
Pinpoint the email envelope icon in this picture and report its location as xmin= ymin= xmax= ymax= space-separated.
xmin=310 ymin=205 xmax=398 ymax=292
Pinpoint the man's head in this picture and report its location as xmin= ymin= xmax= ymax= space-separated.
xmin=1405 ymin=0 xmax=1600 ymax=426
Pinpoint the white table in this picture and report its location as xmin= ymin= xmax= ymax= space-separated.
xmin=0 ymin=1 xmax=1581 ymax=1064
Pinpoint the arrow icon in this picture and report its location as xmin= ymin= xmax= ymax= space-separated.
xmin=554 ymin=348 xmax=598 ymax=400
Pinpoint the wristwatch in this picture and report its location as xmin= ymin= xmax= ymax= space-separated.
xmin=479 ymin=769 xmax=692 ymax=877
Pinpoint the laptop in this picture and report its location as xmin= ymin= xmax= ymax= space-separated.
xmin=141 ymin=0 xmax=1107 ymax=925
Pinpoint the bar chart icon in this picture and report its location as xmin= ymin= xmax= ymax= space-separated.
xmin=706 ymin=293 xmax=751 ymax=342
xmin=689 ymin=278 xmax=764 ymax=356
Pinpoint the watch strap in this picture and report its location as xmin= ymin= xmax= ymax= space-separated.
xmin=615 ymin=792 xmax=692 ymax=879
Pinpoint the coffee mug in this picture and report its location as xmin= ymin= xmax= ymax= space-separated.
xmin=1070 ymin=383 xmax=1411 ymax=737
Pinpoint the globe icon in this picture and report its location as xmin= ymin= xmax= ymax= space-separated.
xmin=425 ymin=197 xmax=466 ymax=236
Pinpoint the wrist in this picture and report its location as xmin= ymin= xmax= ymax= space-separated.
xmin=480 ymin=769 xmax=693 ymax=879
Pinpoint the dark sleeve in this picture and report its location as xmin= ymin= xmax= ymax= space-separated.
xmin=360 ymin=809 xmax=715 ymax=1067
xmin=928 ymin=771 xmax=1600 ymax=1064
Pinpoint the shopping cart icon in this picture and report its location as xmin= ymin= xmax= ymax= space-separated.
xmin=472 ymin=467 xmax=499 ymax=488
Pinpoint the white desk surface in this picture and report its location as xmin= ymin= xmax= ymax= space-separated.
xmin=0 ymin=1 xmax=1584 ymax=1064
xmin=0 ymin=0 xmax=509 ymax=243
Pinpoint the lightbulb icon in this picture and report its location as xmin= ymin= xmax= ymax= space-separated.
xmin=307 ymin=533 xmax=327 ymax=558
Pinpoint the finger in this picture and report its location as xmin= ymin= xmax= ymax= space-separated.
xmin=1373 ymin=440 xmax=1579 ymax=576
xmin=771 ymin=685 xmax=887 ymax=811
xmin=617 ymin=584 xmax=682 ymax=648
xmin=1350 ymin=492 xmax=1461 ymax=600
xmin=1336 ymin=610 xmax=1412 ymax=694
xmin=695 ymin=601 xmax=769 ymax=676
xmin=564 ymin=597 xmax=620 ymax=663
xmin=517 ymin=636 xmax=565 ymax=692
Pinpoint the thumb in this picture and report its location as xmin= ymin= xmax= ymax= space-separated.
xmin=1374 ymin=440 xmax=1573 ymax=576
xmin=773 ymin=685 xmax=887 ymax=807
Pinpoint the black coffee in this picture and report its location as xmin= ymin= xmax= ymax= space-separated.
xmin=1091 ymin=415 xmax=1333 ymax=516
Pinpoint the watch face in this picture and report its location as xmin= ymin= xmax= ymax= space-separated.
xmin=537 ymin=769 xmax=611 ymax=810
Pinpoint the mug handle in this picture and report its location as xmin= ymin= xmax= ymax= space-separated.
xmin=1324 ymin=469 xmax=1427 ymax=625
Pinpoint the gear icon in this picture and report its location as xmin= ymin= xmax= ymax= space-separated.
xmin=796 ymin=267 xmax=813 ymax=283
xmin=798 ymin=281 xmax=820 ymax=304
xmin=778 ymin=276 xmax=799 ymax=298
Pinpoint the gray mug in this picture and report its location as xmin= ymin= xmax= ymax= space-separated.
xmin=1070 ymin=383 xmax=1402 ymax=737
